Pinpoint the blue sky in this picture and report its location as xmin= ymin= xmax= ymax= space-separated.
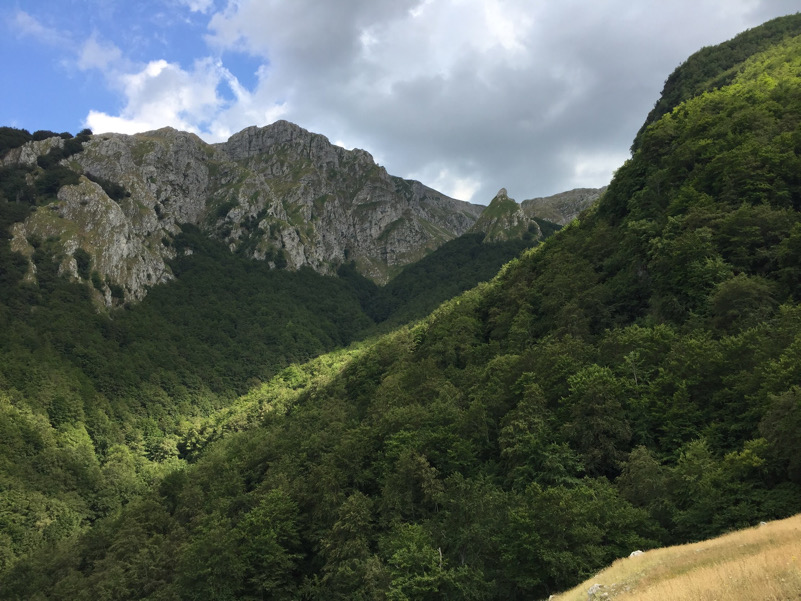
xmin=2 ymin=1 xmax=799 ymax=203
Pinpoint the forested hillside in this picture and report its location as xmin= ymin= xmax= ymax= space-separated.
xmin=3 ymin=13 xmax=801 ymax=601
xmin=633 ymin=12 xmax=801 ymax=149
xmin=0 ymin=163 xmax=543 ymax=582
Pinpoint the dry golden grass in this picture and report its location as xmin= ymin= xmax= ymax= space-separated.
xmin=550 ymin=513 xmax=801 ymax=601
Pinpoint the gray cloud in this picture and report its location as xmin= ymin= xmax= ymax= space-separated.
xmin=94 ymin=0 xmax=800 ymax=203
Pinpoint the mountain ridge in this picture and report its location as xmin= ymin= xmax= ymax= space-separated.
xmin=3 ymin=120 xmax=486 ymax=303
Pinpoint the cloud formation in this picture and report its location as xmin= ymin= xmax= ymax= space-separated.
xmin=13 ymin=10 xmax=69 ymax=45
xmin=86 ymin=58 xmax=237 ymax=137
xmin=43 ymin=1 xmax=800 ymax=202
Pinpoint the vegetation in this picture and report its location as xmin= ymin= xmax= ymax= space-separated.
xmin=0 ymin=127 xmax=33 ymax=157
xmin=84 ymin=172 xmax=131 ymax=202
xmin=0 ymin=127 xmax=74 ymax=157
xmin=553 ymin=514 xmax=801 ymax=601
xmin=632 ymin=12 xmax=801 ymax=150
xmin=0 ymin=152 xmax=549 ymax=586
xmin=3 ymin=15 xmax=801 ymax=599
xmin=0 ymin=128 xmax=92 ymax=206
xmin=339 ymin=232 xmax=546 ymax=327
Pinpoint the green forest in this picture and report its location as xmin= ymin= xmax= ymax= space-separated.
xmin=0 ymin=131 xmax=544 ymax=595
xmin=2 ymin=13 xmax=801 ymax=601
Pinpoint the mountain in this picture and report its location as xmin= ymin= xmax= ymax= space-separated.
xmin=4 ymin=12 xmax=801 ymax=601
xmin=0 ymin=122 xmax=558 ymax=589
xmin=467 ymin=187 xmax=600 ymax=243
xmin=468 ymin=188 xmax=539 ymax=242
xmin=521 ymin=186 xmax=606 ymax=226
xmin=2 ymin=120 xmax=484 ymax=304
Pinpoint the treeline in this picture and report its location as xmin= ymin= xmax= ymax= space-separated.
xmin=339 ymin=232 xmax=543 ymax=329
xmin=0 ymin=127 xmax=78 ymax=157
xmin=0 ymin=128 xmax=93 ymax=208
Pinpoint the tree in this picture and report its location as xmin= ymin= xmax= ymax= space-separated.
xmin=319 ymin=491 xmax=376 ymax=600
xmin=759 ymin=388 xmax=801 ymax=484
xmin=236 ymin=488 xmax=301 ymax=600
xmin=499 ymin=381 xmax=582 ymax=487
xmin=708 ymin=273 xmax=777 ymax=332
xmin=561 ymin=365 xmax=631 ymax=477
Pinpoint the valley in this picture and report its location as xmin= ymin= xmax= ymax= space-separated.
xmin=1 ymin=12 xmax=801 ymax=600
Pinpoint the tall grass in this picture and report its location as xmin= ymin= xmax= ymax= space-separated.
xmin=552 ymin=514 xmax=801 ymax=601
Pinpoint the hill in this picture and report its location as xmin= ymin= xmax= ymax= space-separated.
xmin=552 ymin=514 xmax=801 ymax=601
xmin=2 ymin=12 xmax=801 ymax=601
xmin=632 ymin=12 xmax=801 ymax=150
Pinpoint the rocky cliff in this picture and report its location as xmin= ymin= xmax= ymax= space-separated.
xmin=467 ymin=185 xmax=606 ymax=243
xmin=521 ymin=186 xmax=606 ymax=226
xmin=5 ymin=121 xmax=485 ymax=303
xmin=467 ymin=188 xmax=543 ymax=242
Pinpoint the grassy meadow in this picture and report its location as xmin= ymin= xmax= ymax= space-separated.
xmin=553 ymin=514 xmax=801 ymax=601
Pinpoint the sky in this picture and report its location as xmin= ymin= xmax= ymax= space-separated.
xmin=2 ymin=1 xmax=799 ymax=204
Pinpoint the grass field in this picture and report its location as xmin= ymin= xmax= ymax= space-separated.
xmin=551 ymin=514 xmax=801 ymax=601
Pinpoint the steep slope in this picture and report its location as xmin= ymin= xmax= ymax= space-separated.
xmin=3 ymin=120 xmax=484 ymax=304
xmin=214 ymin=123 xmax=484 ymax=283
xmin=467 ymin=188 xmax=542 ymax=242
xmin=632 ymin=12 xmax=801 ymax=150
xmin=345 ymin=230 xmax=559 ymax=329
xmin=467 ymin=187 xmax=593 ymax=242
xmin=5 ymin=14 xmax=801 ymax=601
xmin=552 ymin=514 xmax=801 ymax=601
xmin=0 ymin=148 xmax=552 ymax=579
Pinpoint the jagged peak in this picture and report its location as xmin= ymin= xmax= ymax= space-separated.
xmin=218 ymin=121 xmax=316 ymax=159
xmin=485 ymin=188 xmax=517 ymax=210
xmin=217 ymin=120 xmax=379 ymax=164
xmin=133 ymin=127 xmax=205 ymax=144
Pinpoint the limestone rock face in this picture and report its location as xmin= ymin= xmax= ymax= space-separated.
xmin=78 ymin=128 xmax=217 ymax=227
xmin=521 ymin=187 xmax=606 ymax=226
xmin=10 ymin=178 xmax=174 ymax=303
xmin=6 ymin=121 xmax=485 ymax=303
xmin=468 ymin=188 xmax=543 ymax=243
xmin=212 ymin=121 xmax=483 ymax=281
xmin=2 ymin=137 xmax=64 ymax=168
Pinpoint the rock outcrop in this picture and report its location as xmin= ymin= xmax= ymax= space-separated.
xmin=5 ymin=121 xmax=485 ymax=304
xmin=2 ymin=137 xmax=64 ymax=168
xmin=522 ymin=187 xmax=606 ymax=226
xmin=467 ymin=188 xmax=543 ymax=242
xmin=468 ymin=186 xmax=608 ymax=243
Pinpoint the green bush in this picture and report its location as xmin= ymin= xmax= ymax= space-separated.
xmin=73 ymin=248 xmax=92 ymax=280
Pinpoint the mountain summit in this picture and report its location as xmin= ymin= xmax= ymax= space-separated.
xmin=4 ymin=120 xmax=484 ymax=302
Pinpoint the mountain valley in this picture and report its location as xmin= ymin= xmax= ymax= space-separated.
xmin=2 ymin=12 xmax=801 ymax=601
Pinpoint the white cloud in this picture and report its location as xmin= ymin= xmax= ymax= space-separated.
xmin=411 ymin=166 xmax=482 ymax=202
xmin=566 ymin=150 xmax=629 ymax=190
xmin=13 ymin=10 xmax=68 ymax=45
xmin=85 ymin=58 xmax=241 ymax=139
xmin=78 ymin=36 xmax=123 ymax=71
xmin=177 ymin=0 xmax=215 ymax=13
xmin=443 ymin=174 xmax=482 ymax=203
